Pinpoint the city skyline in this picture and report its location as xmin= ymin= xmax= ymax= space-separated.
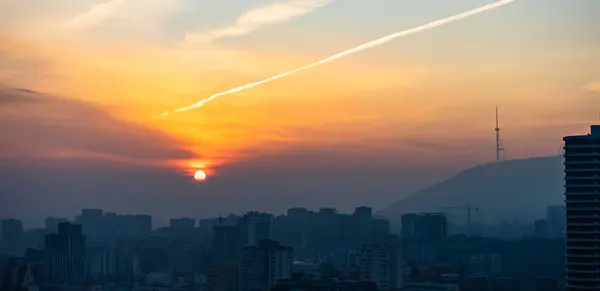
xmin=1 ymin=0 xmax=599 ymax=223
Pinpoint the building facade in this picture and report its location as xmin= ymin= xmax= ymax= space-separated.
xmin=401 ymin=213 xmax=448 ymax=264
xmin=239 ymin=239 xmax=293 ymax=291
xmin=564 ymin=125 xmax=600 ymax=291
xmin=43 ymin=222 xmax=87 ymax=286
xmin=1 ymin=218 xmax=23 ymax=243
xmin=547 ymin=205 xmax=566 ymax=238
xmin=359 ymin=243 xmax=403 ymax=291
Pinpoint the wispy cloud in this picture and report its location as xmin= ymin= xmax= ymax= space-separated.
xmin=584 ymin=81 xmax=600 ymax=93
xmin=66 ymin=0 xmax=182 ymax=35
xmin=66 ymin=0 xmax=125 ymax=30
xmin=186 ymin=0 xmax=334 ymax=44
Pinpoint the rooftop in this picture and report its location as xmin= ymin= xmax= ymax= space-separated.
xmin=564 ymin=125 xmax=600 ymax=140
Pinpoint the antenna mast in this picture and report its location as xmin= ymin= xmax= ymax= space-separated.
xmin=495 ymin=105 xmax=506 ymax=163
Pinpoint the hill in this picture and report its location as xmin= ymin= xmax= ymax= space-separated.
xmin=379 ymin=156 xmax=564 ymax=223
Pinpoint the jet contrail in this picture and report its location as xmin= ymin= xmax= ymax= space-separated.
xmin=165 ymin=0 xmax=516 ymax=115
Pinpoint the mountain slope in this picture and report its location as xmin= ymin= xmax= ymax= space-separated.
xmin=379 ymin=156 xmax=564 ymax=223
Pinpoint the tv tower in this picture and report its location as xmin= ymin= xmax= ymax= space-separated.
xmin=495 ymin=105 xmax=506 ymax=163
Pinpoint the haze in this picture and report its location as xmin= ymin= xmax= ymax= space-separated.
xmin=1 ymin=0 xmax=599 ymax=226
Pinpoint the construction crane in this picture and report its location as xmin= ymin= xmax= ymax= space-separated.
xmin=442 ymin=205 xmax=480 ymax=236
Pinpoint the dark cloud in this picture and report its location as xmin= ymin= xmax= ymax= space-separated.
xmin=0 ymin=86 xmax=195 ymax=161
xmin=0 ymin=87 xmax=41 ymax=103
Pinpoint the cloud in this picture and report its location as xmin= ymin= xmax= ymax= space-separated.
xmin=0 ymin=87 xmax=41 ymax=103
xmin=186 ymin=0 xmax=334 ymax=43
xmin=65 ymin=0 xmax=184 ymax=42
xmin=66 ymin=0 xmax=125 ymax=30
xmin=0 ymin=86 xmax=195 ymax=162
xmin=584 ymin=81 xmax=600 ymax=93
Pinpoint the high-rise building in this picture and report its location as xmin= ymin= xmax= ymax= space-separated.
xmin=564 ymin=125 xmax=600 ymax=291
xmin=80 ymin=209 xmax=104 ymax=236
xmin=132 ymin=214 xmax=152 ymax=235
xmin=213 ymin=224 xmax=241 ymax=263
xmin=239 ymin=239 xmax=293 ymax=291
xmin=1 ymin=218 xmax=23 ymax=243
xmin=170 ymin=217 xmax=196 ymax=229
xmin=319 ymin=207 xmax=337 ymax=216
xmin=401 ymin=214 xmax=420 ymax=239
xmin=546 ymin=205 xmax=566 ymax=238
xmin=1 ymin=258 xmax=38 ymax=291
xmin=354 ymin=206 xmax=373 ymax=219
xmin=45 ymin=217 xmax=68 ymax=233
xmin=207 ymin=219 xmax=242 ymax=291
xmin=401 ymin=213 xmax=448 ymax=242
xmin=401 ymin=213 xmax=448 ymax=264
xmin=87 ymin=247 xmax=118 ymax=282
xmin=359 ymin=243 xmax=403 ymax=291
xmin=208 ymin=262 xmax=238 ymax=291
xmin=286 ymin=207 xmax=309 ymax=221
xmin=372 ymin=218 xmax=391 ymax=235
xmin=534 ymin=219 xmax=549 ymax=239
xmin=44 ymin=222 xmax=87 ymax=285
xmin=240 ymin=213 xmax=273 ymax=246
xmin=354 ymin=206 xmax=373 ymax=238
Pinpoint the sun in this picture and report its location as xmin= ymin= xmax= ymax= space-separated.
xmin=193 ymin=170 xmax=207 ymax=182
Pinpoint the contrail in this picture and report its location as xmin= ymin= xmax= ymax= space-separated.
xmin=165 ymin=0 xmax=516 ymax=115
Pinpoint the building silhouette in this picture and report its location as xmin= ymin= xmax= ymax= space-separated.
xmin=401 ymin=213 xmax=448 ymax=263
xmin=241 ymin=212 xmax=273 ymax=247
xmin=45 ymin=217 xmax=68 ymax=233
xmin=170 ymin=217 xmax=196 ymax=229
xmin=546 ymin=205 xmax=566 ymax=238
xmin=534 ymin=219 xmax=549 ymax=239
xmin=43 ymin=222 xmax=87 ymax=286
xmin=359 ymin=242 xmax=403 ymax=291
xmin=1 ymin=219 xmax=23 ymax=243
xmin=563 ymin=125 xmax=600 ymax=291
xmin=239 ymin=239 xmax=293 ymax=291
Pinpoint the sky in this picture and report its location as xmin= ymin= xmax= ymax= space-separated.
xmin=1 ymin=0 xmax=599 ymax=226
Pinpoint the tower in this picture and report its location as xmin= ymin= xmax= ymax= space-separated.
xmin=563 ymin=125 xmax=600 ymax=291
xmin=495 ymin=105 xmax=506 ymax=163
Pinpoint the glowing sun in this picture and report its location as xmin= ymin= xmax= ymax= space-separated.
xmin=194 ymin=170 xmax=207 ymax=182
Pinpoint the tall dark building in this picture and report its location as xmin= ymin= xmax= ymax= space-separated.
xmin=208 ymin=220 xmax=242 ymax=291
xmin=354 ymin=206 xmax=373 ymax=219
xmin=170 ymin=217 xmax=195 ymax=229
xmin=45 ymin=217 xmax=68 ymax=233
xmin=44 ymin=222 xmax=87 ymax=286
xmin=360 ymin=242 xmax=403 ymax=290
xmin=1 ymin=218 xmax=23 ymax=243
xmin=401 ymin=213 xmax=447 ymax=264
xmin=546 ymin=205 xmax=566 ymax=238
xmin=212 ymin=224 xmax=240 ymax=263
xmin=401 ymin=213 xmax=447 ymax=242
xmin=239 ymin=239 xmax=293 ymax=291
xmin=79 ymin=209 xmax=104 ymax=235
xmin=534 ymin=219 xmax=549 ymax=239
xmin=401 ymin=214 xmax=420 ymax=239
xmin=240 ymin=213 xmax=273 ymax=246
xmin=354 ymin=206 xmax=373 ymax=238
xmin=564 ymin=125 xmax=600 ymax=291
xmin=133 ymin=214 xmax=152 ymax=234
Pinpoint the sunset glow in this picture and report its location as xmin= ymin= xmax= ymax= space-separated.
xmin=1 ymin=0 xmax=598 ymax=175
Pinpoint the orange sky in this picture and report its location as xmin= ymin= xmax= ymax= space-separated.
xmin=1 ymin=0 xmax=599 ymax=177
